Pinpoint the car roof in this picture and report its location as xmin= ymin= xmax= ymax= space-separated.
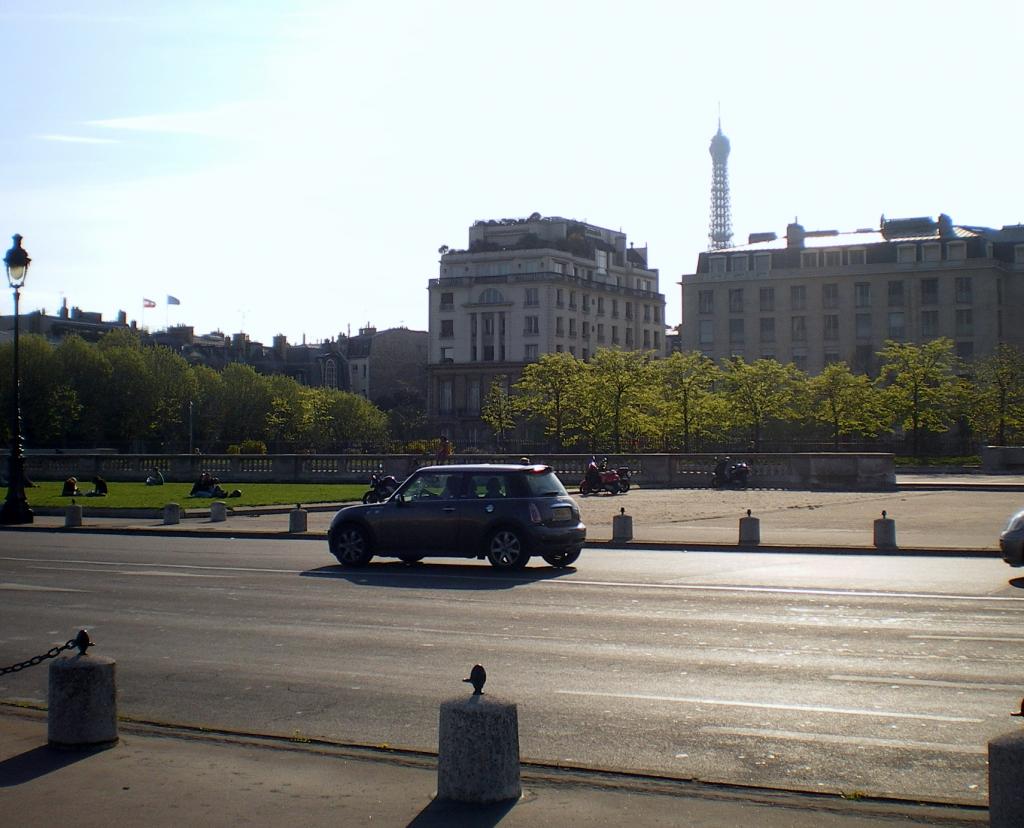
xmin=416 ymin=463 xmax=551 ymax=474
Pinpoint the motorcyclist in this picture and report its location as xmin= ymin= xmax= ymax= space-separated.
xmin=585 ymin=457 xmax=601 ymax=490
xmin=713 ymin=456 xmax=729 ymax=486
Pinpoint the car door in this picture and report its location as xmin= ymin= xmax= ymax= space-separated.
xmin=375 ymin=470 xmax=466 ymax=554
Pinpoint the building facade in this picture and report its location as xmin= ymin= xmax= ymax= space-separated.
xmin=680 ymin=214 xmax=1024 ymax=375
xmin=428 ymin=213 xmax=668 ymax=446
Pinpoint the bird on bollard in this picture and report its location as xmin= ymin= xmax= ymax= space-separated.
xmin=1012 ymin=698 xmax=1024 ymax=718
xmin=463 ymin=664 xmax=486 ymax=695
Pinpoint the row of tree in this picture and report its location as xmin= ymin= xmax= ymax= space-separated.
xmin=482 ymin=340 xmax=1024 ymax=455
xmin=1 ymin=331 xmax=1020 ymax=455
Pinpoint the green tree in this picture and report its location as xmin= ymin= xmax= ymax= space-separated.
xmin=97 ymin=337 xmax=159 ymax=450
xmin=807 ymin=362 xmax=888 ymax=449
xmin=264 ymin=374 xmax=312 ymax=451
xmin=719 ymin=357 xmax=805 ymax=450
xmin=480 ymin=377 xmax=521 ymax=451
xmin=144 ymin=345 xmax=198 ymax=450
xmin=584 ymin=349 xmax=658 ymax=452
xmin=55 ymin=335 xmax=112 ymax=447
xmin=657 ymin=351 xmax=719 ymax=452
xmin=0 ymin=334 xmax=77 ymax=448
xmin=308 ymin=388 xmax=388 ymax=451
xmin=966 ymin=344 xmax=1024 ymax=446
xmin=219 ymin=363 xmax=274 ymax=446
xmin=514 ymin=352 xmax=586 ymax=450
xmin=189 ymin=365 xmax=226 ymax=452
xmin=876 ymin=338 xmax=962 ymax=457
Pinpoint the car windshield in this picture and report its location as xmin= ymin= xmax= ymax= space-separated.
xmin=1005 ymin=510 xmax=1024 ymax=532
xmin=522 ymin=470 xmax=569 ymax=498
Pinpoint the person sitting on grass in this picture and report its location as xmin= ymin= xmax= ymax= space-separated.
xmin=86 ymin=475 xmax=108 ymax=497
xmin=145 ymin=467 xmax=164 ymax=486
xmin=61 ymin=476 xmax=81 ymax=497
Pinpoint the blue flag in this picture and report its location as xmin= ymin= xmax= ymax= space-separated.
xmin=167 ymin=295 xmax=181 ymax=305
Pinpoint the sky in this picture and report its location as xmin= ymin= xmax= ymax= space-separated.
xmin=1 ymin=1 xmax=1021 ymax=345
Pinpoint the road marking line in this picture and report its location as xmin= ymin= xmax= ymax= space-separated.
xmin=909 ymin=635 xmax=1024 ymax=643
xmin=555 ymin=690 xmax=984 ymax=723
xmin=0 ymin=582 xmax=83 ymax=592
xmin=2 ymin=555 xmax=1022 ymax=603
xmin=699 ymin=725 xmax=986 ymax=754
xmin=28 ymin=565 xmax=230 ymax=578
xmin=829 ymin=674 xmax=1022 ymax=691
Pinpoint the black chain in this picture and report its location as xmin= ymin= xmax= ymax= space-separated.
xmin=0 ymin=630 xmax=93 ymax=676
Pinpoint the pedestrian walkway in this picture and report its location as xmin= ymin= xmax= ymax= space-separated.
xmin=0 ymin=707 xmax=987 ymax=827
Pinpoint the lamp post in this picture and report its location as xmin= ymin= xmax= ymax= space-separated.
xmin=1 ymin=233 xmax=33 ymax=525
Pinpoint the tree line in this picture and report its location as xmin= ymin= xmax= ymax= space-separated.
xmin=483 ymin=340 xmax=1024 ymax=456
xmin=1 ymin=331 xmax=1020 ymax=455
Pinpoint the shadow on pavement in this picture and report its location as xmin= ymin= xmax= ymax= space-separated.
xmin=301 ymin=562 xmax=575 ymax=590
xmin=0 ymin=743 xmax=111 ymax=786
xmin=1009 ymin=577 xmax=1024 ymax=590
xmin=406 ymin=796 xmax=517 ymax=827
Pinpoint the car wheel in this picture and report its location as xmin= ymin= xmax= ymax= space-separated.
xmin=542 ymin=549 xmax=580 ymax=568
xmin=619 ymin=480 xmax=630 ymax=493
xmin=486 ymin=528 xmax=530 ymax=570
xmin=330 ymin=524 xmax=373 ymax=567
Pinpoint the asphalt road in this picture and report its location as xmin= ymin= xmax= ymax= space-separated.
xmin=1 ymin=532 xmax=1021 ymax=806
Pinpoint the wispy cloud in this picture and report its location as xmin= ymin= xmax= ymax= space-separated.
xmin=89 ymin=101 xmax=268 ymax=140
xmin=38 ymin=134 xmax=121 ymax=145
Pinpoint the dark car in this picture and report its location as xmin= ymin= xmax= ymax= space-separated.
xmin=327 ymin=464 xmax=586 ymax=570
xmin=1001 ymin=508 xmax=1024 ymax=567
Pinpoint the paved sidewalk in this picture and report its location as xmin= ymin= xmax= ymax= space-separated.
xmin=0 ymin=707 xmax=987 ymax=827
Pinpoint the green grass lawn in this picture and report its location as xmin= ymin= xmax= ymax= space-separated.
xmin=26 ymin=481 xmax=366 ymax=509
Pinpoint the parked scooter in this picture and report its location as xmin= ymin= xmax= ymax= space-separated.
xmin=362 ymin=471 xmax=399 ymax=503
xmin=615 ymin=465 xmax=633 ymax=493
xmin=579 ymin=458 xmax=621 ymax=495
xmin=710 ymin=457 xmax=751 ymax=489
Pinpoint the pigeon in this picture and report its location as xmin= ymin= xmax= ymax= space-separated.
xmin=1012 ymin=698 xmax=1024 ymax=717
xmin=463 ymin=664 xmax=486 ymax=695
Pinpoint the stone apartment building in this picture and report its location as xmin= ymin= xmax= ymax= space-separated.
xmin=679 ymin=214 xmax=1024 ymax=375
xmin=427 ymin=213 xmax=668 ymax=446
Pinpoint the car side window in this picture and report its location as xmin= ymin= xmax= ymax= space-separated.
xmin=438 ymin=473 xmax=466 ymax=500
xmin=470 ymin=475 xmax=507 ymax=498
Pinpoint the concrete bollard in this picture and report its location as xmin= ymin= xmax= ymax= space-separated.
xmin=989 ymin=730 xmax=1024 ymax=827
xmin=65 ymin=503 xmax=83 ymax=528
xmin=873 ymin=510 xmax=897 ymax=548
xmin=163 ymin=503 xmax=180 ymax=525
xmin=437 ymin=695 xmax=521 ymax=803
xmin=289 ymin=504 xmax=308 ymax=533
xmin=210 ymin=501 xmax=227 ymax=522
xmin=612 ymin=508 xmax=633 ymax=542
xmin=739 ymin=509 xmax=760 ymax=545
xmin=48 ymin=653 xmax=118 ymax=749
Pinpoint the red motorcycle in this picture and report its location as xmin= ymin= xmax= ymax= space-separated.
xmin=579 ymin=459 xmax=621 ymax=495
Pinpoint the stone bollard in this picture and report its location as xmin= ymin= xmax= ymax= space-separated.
xmin=739 ymin=509 xmax=760 ymax=545
xmin=289 ymin=503 xmax=308 ymax=533
xmin=989 ymin=729 xmax=1024 ymax=827
xmin=612 ymin=507 xmax=633 ymax=542
xmin=210 ymin=501 xmax=227 ymax=522
xmin=65 ymin=503 xmax=83 ymax=528
xmin=48 ymin=638 xmax=118 ymax=749
xmin=163 ymin=503 xmax=180 ymax=525
xmin=437 ymin=695 xmax=521 ymax=803
xmin=873 ymin=510 xmax=897 ymax=549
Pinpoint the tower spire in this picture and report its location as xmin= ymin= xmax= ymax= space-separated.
xmin=708 ymin=118 xmax=733 ymax=251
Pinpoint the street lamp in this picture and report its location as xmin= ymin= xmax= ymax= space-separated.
xmin=0 ymin=233 xmax=33 ymax=525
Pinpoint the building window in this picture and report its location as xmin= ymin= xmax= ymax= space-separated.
xmin=611 ymin=299 xmax=619 ymax=318
xmin=625 ymin=328 xmax=634 ymax=346
xmin=759 ymin=287 xmax=775 ymax=311
xmin=801 ymin=251 xmax=818 ymax=268
xmin=440 ymin=319 xmax=454 ymax=338
xmin=955 ymin=276 xmax=973 ymax=304
xmin=710 ymin=257 xmax=726 ymax=273
xmin=439 ymin=346 xmax=452 ymax=362
xmin=1014 ymin=244 xmax=1024 ymax=264
xmin=921 ymin=278 xmax=939 ymax=305
xmin=699 ymin=290 xmax=714 ymax=314
xmin=582 ymin=321 xmax=590 ymax=337
xmin=625 ymin=301 xmax=633 ymax=320
xmin=888 ymin=311 xmax=905 ymax=340
xmin=955 ymin=308 xmax=973 ymax=336
xmin=324 ymin=360 xmax=337 ymax=388
xmin=824 ymin=314 xmax=839 ymax=341
xmin=524 ymin=316 xmax=539 ymax=335
xmin=468 ymin=380 xmax=480 ymax=414
xmin=698 ymin=320 xmax=713 ymax=345
xmin=556 ymin=289 xmax=564 ymax=307
xmin=754 ymin=254 xmax=771 ymax=274
xmin=524 ymin=287 xmax=539 ymax=306
xmin=582 ymin=294 xmax=590 ymax=312
xmin=956 ymin=341 xmax=974 ymax=361
xmin=792 ymin=354 xmax=807 ymax=372
xmin=569 ymin=346 xmax=576 ymax=356
xmin=611 ymin=325 xmax=620 ymax=344
xmin=440 ymin=380 xmax=453 ymax=414
xmin=854 ymin=345 xmax=873 ymax=374
xmin=790 ymin=285 xmax=806 ymax=311
xmin=582 ymin=348 xmax=589 ymax=360
xmin=791 ymin=316 xmax=807 ymax=342
xmin=483 ymin=345 xmax=494 ymax=361
xmin=922 ymin=243 xmax=941 ymax=262
xmin=597 ymin=297 xmax=605 ymax=315
xmin=731 ymin=255 xmax=747 ymax=273
xmin=897 ymin=245 xmax=916 ymax=264
xmin=760 ymin=317 xmax=775 ymax=343
xmin=948 ymin=242 xmax=967 ymax=261
xmin=597 ymin=323 xmax=605 ymax=342
xmin=568 ymin=318 xmax=577 ymax=337
xmin=569 ymin=291 xmax=576 ymax=309
xmin=729 ymin=288 xmax=744 ymax=313
xmin=729 ymin=318 xmax=745 ymax=345
xmin=824 ymin=250 xmax=841 ymax=267
xmin=848 ymin=249 xmax=866 ymax=265
xmin=643 ymin=305 xmax=651 ymax=322
xmin=479 ymin=288 xmax=504 ymax=303
xmin=654 ymin=307 xmax=661 ymax=323
xmin=855 ymin=313 xmax=872 ymax=339
xmin=440 ymin=292 xmax=454 ymax=309
xmin=920 ymin=310 xmax=938 ymax=338
xmin=654 ymin=331 xmax=660 ymax=348
xmin=822 ymin=283 xmax=838 ymax=309
xmin=854 ymin=282 xmax=871 ymax=308
xmin=555 ymin=344 xmax=563 ymax=352
xmin=888 ymin=280 xmax=904 ymax=307
xmin=555 ymin=317 xmax=564 ymax=336
xmin=824 ymin=351 xmax=840 ymax=365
